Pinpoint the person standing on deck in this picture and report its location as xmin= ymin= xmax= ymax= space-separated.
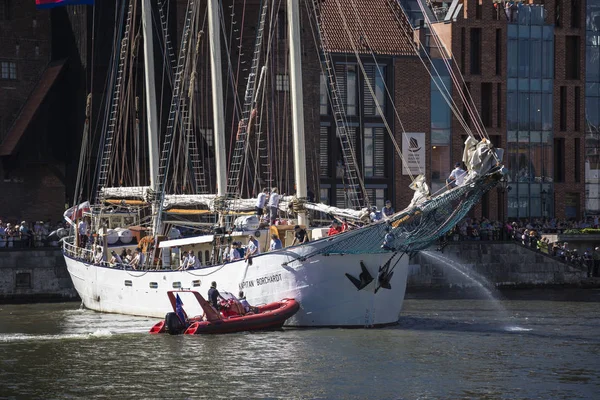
xmin=256 ymin=188 xmax=269 ymax=217
xmin=267 ymin=187 xmax=281 ymax=225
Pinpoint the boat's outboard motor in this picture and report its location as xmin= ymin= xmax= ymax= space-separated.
xmin=164 ymin=312 xmax=187 ymax=335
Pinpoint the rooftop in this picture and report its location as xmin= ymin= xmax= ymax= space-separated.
xmin=319 ymin=0 xmax=416 ymax=56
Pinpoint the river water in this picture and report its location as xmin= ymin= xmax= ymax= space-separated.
xmin=1 ymin=291 xmax=599 ymax=399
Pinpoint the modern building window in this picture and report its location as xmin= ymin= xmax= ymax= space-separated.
xmin=320 ymin=60 xmax=392 ymax=208
xmin=575 ymin=86 xmax=581 ymax=131
xmin=507 ymin=6 xmax=554 ymax=218
xmin=495 ymin=29 xmax=502 ymax=76
xmin=481 ymin=83 xmax=493 ymax=128
xmin=319 ymin=186 xmax=330 ymax=205
xmin=277 ymin=11 xmax=286 ymax=41
xmin=554 ymin=138 xmax=565 ymax=183
xmin=571 ymin=0 xmax=580 ymax=28
xmin=460 ymin=28 xmax=465 ymax=72
xmin=0 ymin=1 xmax=10 ymax=21
xmin=565 ymin=36 xmax=581 ymax=80
xmin=469 ymin=28 xmax=481 ymax=75
xmin=497 ymin=83 xmax=502 ymax=128
xmin=320 ymin=74 xmax=328 ymax=115
xmin=275 ymin=74 xmax=289 ymax=92
xmin=363 ymin=126 xmax=385 ymax=178
xmin=431 ymin=59 xmax=451 ymax=194
xmin=560 ymin=86 xmax=567 ymax=131
xmin=364 ymin=186 xmax=387 ymax=209
xmin=575 ymin=138 xmax=581 ymax=183
xmin=362 ymin=64 xmax=386 ymax=117
xmin=585 ymin=1 xmax=600 ymax=215
xmin=319 ymin=125 xmax=330 ymax=177
xmin=0 ymin=61 xmax=16 ymax=80
xmin=462 ymin=82 xmax=471 ymax=128
xmin=199 ymin=128 xmax=213 ymax=149
xmin=334 ymin=64 xmax=357 ymax=116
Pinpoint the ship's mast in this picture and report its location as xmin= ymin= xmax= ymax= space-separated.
xmin=287 ymin=0 xmax=308 ymax=227
xmin=208 ymin=0 xmax=228 ymax=226
xmin=141 ymin=0 xmax=161 ymax=235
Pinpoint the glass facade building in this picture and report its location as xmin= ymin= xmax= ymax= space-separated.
xmin=430 ymin=59 xmax=452 ymax=194
xmin=586 ymin=0 xmax=600 ymax=215
xmin=506 ymin=5 xmax=554 ymax=218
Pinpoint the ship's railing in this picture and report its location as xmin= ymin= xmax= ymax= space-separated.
xmin=63 ymin=235 xmax=160 ymax=270
xmin=63 ymin=236 xmax=95 ymax=261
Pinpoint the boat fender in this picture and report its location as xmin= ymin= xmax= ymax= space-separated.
xmin=165 ymin=312 xmax=187 ymax=335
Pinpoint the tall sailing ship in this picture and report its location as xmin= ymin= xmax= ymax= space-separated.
xmin=63 ymin=0 xmax=505 ymax=327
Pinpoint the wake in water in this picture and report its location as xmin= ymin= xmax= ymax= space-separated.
xmin=0 ymin=330 xmax=114 ymax=343
xmin=420 ymin=250 xmax=530 ymax=333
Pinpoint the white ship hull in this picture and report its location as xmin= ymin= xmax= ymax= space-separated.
xmin=64 ymin=236 xmax=408 ymax=327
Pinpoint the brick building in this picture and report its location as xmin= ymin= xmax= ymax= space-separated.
xmin=416 ymin=0 xmax=590 ymax=221
xmin=0 ymin=1 xmax=88 ymax=222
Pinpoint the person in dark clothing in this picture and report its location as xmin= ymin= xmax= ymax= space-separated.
xmin=207 ymin=281 xmax=225 ymax=310
xmin=291 ymin=225 xmax=309 ymax=245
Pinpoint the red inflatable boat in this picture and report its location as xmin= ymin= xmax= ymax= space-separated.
xmin=149 ymin=290 xmax=300 ymax=335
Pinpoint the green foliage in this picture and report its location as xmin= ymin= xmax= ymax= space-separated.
xmin=562 ymin=228 xmax=600 ymax=235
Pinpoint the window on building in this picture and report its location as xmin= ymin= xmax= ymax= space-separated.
xmin=565 ymin=36 xmax=581 ymax=80
xmin=495 ymin=29 xmax=502 ymax=76
xmin=575 ymin=86 xmax=581 ymax=131
xmin=481 ymin=83 xmax=493 ymax=128
xmin=469 ymin=28 xmax=481 ymax=75
xmin=320 ymin=125 xmax=330 ymax=177
xmin=364 ymin=187 xmax=386 ymax=209
xmin=560 ymin=86 xmax=567 ymax=131
xmin=0 ymin=0 xmax=10 ymax=21
xmin=460 ymin=28 xmax=465 ymax=72
xmin=575 ymin=138 xmax=581 ymax=183
xmin=320 ymin=74 xmax=328 ymax=115
xmin=1 ymin=61 xmax=16 ymax=80
xmin=275 ymin=74 xmax=289 ymax=92
xmin=497 ymin=83 xmax=502 ymax=128
xmin=554 ymin=138 xmax=565 ymax=183
xmin=319 ymin=187 xmax=330 ymax=205
xmin=277 ymin=11 xmax=286 ymax=41
xmin=462 ymin=82 xmax=471 ymax=128
xmin=555 ymin=0 xmax=561 ymax=27
xmin=363 ymin=64 xmax=386 ymax=117
xmin=334 ymin=64 xmax=357 ymax=116
xmin=571 ymin=0 xmax=580 ymax=28
xmin=363 ymin=126 xmax=385 ymax=178
xmin=199 ymin=128 xmax=214 ymax=149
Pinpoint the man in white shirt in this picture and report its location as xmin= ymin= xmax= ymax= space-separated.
xmin=230 ymin=242 xmax=242 ymax=261
xmin=245 ymin=235 xmax=260 ymax=259
xmin=255 ymin=188 xmax=269 ymax=217
xmin=187 ymin=250 xmax=200 ymax=269
xmin=267 ymin=188 xmax=280 ymax=224
xmin=446 ymin=162 xmax=466 ymax=188
xmin=77 ymin=218 xmax=89 ymax=248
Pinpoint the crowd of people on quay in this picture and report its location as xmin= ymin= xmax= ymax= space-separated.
xmin=0 ymin=219 xmax=67 ymax=249
xmin=444 ymin=217 xmax=600 ymax=277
